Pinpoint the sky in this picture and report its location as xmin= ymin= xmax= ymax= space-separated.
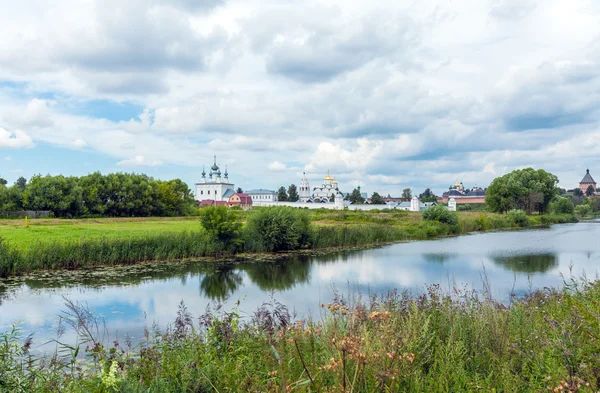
xmin=1 ymin=0 xmax=599 ymax=196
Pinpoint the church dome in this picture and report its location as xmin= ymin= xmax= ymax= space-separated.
xmin=324 ymin=174 xmax=334 ymax=181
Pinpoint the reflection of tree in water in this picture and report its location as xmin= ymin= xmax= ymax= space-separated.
xmin=492 ymin=253 xmax=558 ymax=273
xmin=241 ymin=256 xmax=311 ymax=291
xmin=199 ymin=264 xmax=243 ymax=301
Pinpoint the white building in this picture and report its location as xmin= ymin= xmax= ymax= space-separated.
xmin=299 ymin=172 xmax=311 ymax=202
xmin=246 ymin=189 xmax=277 ymax=202
xmin=195 ymin=156 xmax=235 ymax=202
xmin=383 ymin=197 xmax=438 ymax=212
xmin=448 ymin=197 xmax=457 ymax=211
xmin=310 ymin=171 xmax=344 ymax=203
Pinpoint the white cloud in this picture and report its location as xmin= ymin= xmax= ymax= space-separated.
xmin=71 ymin=139 xmax=87 ymax=148
xmin=0 ymin=128 xmax=34 ymax=148
xmin=117 ymin=155 xmax=162 ymax=167
xmin=268 ymin=161 xmax=287 ymax=171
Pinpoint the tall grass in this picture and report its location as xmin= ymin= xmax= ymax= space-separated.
xmin=0 ymin=210 xmax=579 ymax=278
xmin=2 ymin=280 xmax=600 ymax=392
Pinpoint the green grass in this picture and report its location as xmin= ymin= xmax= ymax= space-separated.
xmin=2 ymin=279 xmax=600 ymax=392
xmin=0 ymin=217 xmax=200 ymax=251
xmin=0 ymin=210 xmax=578 ymax=278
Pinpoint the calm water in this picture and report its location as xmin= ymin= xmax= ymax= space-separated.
xmin=1 ymin=221 xmax=600 ymax=349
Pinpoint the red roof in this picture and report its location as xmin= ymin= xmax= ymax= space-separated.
xmin=229 ymin=193 xmax=253 ymax=205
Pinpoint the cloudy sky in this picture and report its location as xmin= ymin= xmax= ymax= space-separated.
xmin=1 ymin=0 xmax=599 ymax=196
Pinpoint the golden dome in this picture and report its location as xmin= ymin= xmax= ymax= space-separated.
xmin=332 ymin=180 xmax=338 ymax=184
xmin=324 ymin=174 xmax=334 ymax=181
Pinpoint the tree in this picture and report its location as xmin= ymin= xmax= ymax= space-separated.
xmin=419 ymin=188 xmax=437 ymax=203
xmin=199 ymin=205 xmax=242 ymax=245
xmin=573 ymin=188 xmax=584 ymax=197
xmin=586 ymin=185 xmax=595 ymax=197
xmin=402 ymin=188 xmax=412 ymax=201
xmin=287 ymin=184 xmax=299 ymax=202
xmin=329 ymin=193 xmax=335 ymax=202
xmin=370 ymin=192 xmax=385 ymax=204
xmin=236 ymin=187 xmax=243 ymax=194
xmin=552 ymin=197 xmax=575 ymax=214
xmin=485 ymin=168 xmax=559 ymax=214
xmin=0 ymin=177 xmax=7 ymax=186
xmin=348 ymin=188 xmax=365 ymax=204
xmin=277 ymin=186 xmax=288 ymax=201
xmin=15 ymin=177 xmax=27 ymax=192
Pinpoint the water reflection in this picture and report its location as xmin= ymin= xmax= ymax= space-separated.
xmin=199 ymin=264 xmax=243 ymax=301
xmin=491 ymin=253 xmax=558 ymax=273
xmin=242 ymin=258 xmax=311 ymax=291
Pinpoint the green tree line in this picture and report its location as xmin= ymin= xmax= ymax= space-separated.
xmin=0 ymin=173 xmax=197 ymax=217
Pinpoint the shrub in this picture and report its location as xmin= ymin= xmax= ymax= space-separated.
xmin=551 ymin=197 xmax=575 ymax=214
xmin=422 ymin=205 xmax=458 ymax=226
xmin=199 ymin=206 xmax=243 ymax=247
xmin=575 ymin=204 xmax=591 ymax=217
xmin=507 ymin=209 xmax=529 ymax=227
xmin=244 ymin=207 xmax=313 ymax=252
xmin=457 ymin=204 xmax=472 ymax=211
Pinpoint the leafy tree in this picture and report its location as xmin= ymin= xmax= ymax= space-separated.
xmin=575 ymin=204 xmax=591 ymax=217
xmin=402 ymin=188 xmax=412 ymax=201
xmin=370 ymin=192 xmax=385 ymax=204
xmin=277 ymin=186 xmax=288 ymax=201
xmin=419 ymin=188 xmax=437 ymax=203
xmin=348 ymin=188 xmax=365 ymax=204
xmin=236 ymin=187 xmax=243 ymax=194
xmin=329 ymin=193 xmax=335 ymax=202
xmin=199 ymin=205 xmax=242 ymax=245
xmin=15 ymin=177 xmax=27 ymax=191
xmin=586 ymin=185 xmax=595 ymax=197
xmin=573 ymin=188 xmax=584 ymax=197
xmin=0 ymin=177 xmax=7 ymax=186
xmin=287 ymin=184 xmax=299 ymax=202
xmin=551 ymin=197 xmax=575 ymax=214
xmin=485 ymin=168 xmax=559 ymax=214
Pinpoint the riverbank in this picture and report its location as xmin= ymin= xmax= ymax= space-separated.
xmin=0 ymin=209 xmax=578 ymax=278
xmin=2 ymin=278 xmax=599 ymax=392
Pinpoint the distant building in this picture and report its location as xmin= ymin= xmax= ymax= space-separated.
xmin=386 ymin=197 xmax=437 ymax=211
xmin=579 ymin=169 xmax=597 ymax=194
xmin=246 ymin=189 xmax=277 ymax=202
xmin=442 ymin=183 xmax=486 ymax=204
xmin=299 ymin=172 xmax=311 ymax=202
xmin=448 ymin=197 xmax=457 ymax=211
xmin=228 ymin=193 xmax=253 ymax=210
xmin=310 ymin=171 xmax=345 ymax=203
xmin=384 ymin=194 xmax=404 ymax=203
xmin=195 ymin=156 xmax=235 ymax=202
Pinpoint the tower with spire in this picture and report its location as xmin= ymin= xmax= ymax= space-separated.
xmin=579 ymin=169 xmax=597 ymax=195
xmin=299 ymin=172 xmax=311 ymax=202
xmin=195 ymin=155 xmax=235 ymax=202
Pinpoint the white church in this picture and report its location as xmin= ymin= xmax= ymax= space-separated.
xmin=195 ymin=156 xmax=235 ymax=201
xmin=299 ymin=171 xmax=345 ymax=203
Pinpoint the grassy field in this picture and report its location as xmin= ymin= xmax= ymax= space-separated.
xmin=0 ymin=217 xmax=200 ymax=251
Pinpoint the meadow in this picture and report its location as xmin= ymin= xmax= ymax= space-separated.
xmin=2 ymin=278 xmax=599 ymax=392
xmin=0 ymin=208 xmax=578 ymax=278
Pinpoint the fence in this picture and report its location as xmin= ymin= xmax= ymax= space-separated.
xmin=0 ymin=211 xmax=51 ymax=219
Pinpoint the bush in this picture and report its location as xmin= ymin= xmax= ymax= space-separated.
xmin=507 ymin=209 xmax=529 ymax=227
xmin=457 ymin=204 xmax=472 ymax=211
xmin=551 ymin=197 xmax=575 ymax=214
xmin=422 ymin=205 xmax=458 ymax=226
xmin=244 ymin=207 xmax=313 ymax=252
xmin=575 ymin=204 xmax=591 ymax=217
xmin=199 ymin=206 xmax=243 ymax=247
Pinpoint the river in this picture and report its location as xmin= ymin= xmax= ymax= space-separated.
xmin=1 ymin=220 xmax=599 ymax=349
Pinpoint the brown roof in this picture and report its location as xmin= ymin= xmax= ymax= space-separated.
xmin=199 ymin=200 xmax=228 ymax=207
xmin=580 ymin=169 xmax=596 ymax=184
